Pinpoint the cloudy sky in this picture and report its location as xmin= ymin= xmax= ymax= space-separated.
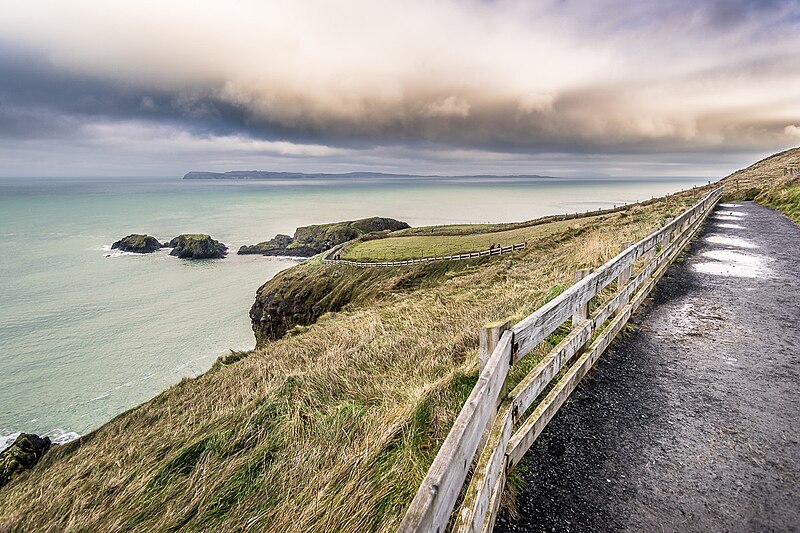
xmin=1 ymin=0 xmax=799 ymax=177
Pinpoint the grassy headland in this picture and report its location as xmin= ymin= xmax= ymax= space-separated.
xmin=339 ymin=195 xmax=690 ymax=262
xmin=0 ymin=149 xmax=796 ymax=531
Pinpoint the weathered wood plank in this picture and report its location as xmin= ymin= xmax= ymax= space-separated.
xmin=572 ymin=268 xmax=593 ymax=327
xmin=510 ymin=321 xmax=593 ymax=423
xmin=399 ymin=332 xmax=514 ymax=533
xmin=507 ymin=285 xmax=637 ymax=468
xmin=479 ymin=457 xmax=506 ymax=533
xmin=454 ymin=402 xmax=514 ymax=533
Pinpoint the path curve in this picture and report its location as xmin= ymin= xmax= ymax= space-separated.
xmin=497 ymin=201 xmax=800 ymax=532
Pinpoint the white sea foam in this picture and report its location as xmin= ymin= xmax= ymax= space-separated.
xmin=0 ymin=429 xmax=80 ymax=452
xmin=0 ymin=432 xmax=21 ymax=453
xmin=48 ymin=430 xmax=80 ymax=445
xmin=88 ymin=393 xmax=110 ymax=402
xmin=104 ymin=250 xmax=136 ymax=258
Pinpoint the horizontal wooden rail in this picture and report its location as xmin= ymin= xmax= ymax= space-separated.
xmin=399 ymin=186 xmax=723 ymax=533
xmin=322 ymin=242 xmax=526 ymax=267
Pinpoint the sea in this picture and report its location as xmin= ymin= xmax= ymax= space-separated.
xmin=0 ymin=174 xmax=709 ymax=450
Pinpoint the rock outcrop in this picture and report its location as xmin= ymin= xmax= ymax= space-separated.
xmin=250 ymin=267 xmax=344 ymax=343
xmin=168 ymin=234 xmax=228 ymax=259
xmin=249 ymin=256 xmax=460 ymax=346
xmin=238 ymin=234 xmax=294 ymax=255
xmin=0 ymin=434 xmax=51 ymax=489
xmin=239 ymin=217 xmax=410 ymax=257
xmin=111 ymin=234 xmax=163 ymax=254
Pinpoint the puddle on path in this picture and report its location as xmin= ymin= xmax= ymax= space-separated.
xmin=719 ymin=203 xmax=743 ymax=208
xmin=704 ymin=235 xmax=758 ymax=249
xmin=715 ymin=223 xmax=745 ymax=230
xmin=693 ymin=249 xmax=772 ymax=278
xmin=667 ymin=300 xmax=728 ymax=338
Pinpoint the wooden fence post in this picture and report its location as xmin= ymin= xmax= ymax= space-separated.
xmin=480 ymin=319 xmax=511 ymax=374
xmin=663 ymin=218 xmax=674 ymax=244
xmin=616 ymin=241 xmax=633 ymax=313
xmin=572 ymin=268 xmax=593 ymax=328
xmin=477 ymin=319 xmax=512 ymax=459
xmin=644 ymin=230 xmax=658 ymax=262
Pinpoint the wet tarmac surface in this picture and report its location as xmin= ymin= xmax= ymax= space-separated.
xmin=497 ymin=202 xmax=800 ymax=533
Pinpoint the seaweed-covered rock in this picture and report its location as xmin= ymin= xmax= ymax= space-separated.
xmin=111 ymin=234 xmax=163 ymax=254
xmin=0 ymin=433 xmax=51 ymax=489
xmin=168 ymin=234 xmax=228 ymax=259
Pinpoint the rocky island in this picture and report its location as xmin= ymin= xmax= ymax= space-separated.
xmin=111 ymin=234 xmax=164 ymax=253
xmin=238 ymin=217 xmax=410 ymax=257
xmin=110 ymin=233 xmax=228 ymax=259
xmin=169 ymin=234 xmax=228 ymax=259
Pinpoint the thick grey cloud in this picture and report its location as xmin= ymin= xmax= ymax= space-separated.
xmin=0 ymin=0 xmax=798 ymax=176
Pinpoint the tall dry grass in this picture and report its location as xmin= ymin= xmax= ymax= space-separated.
xmin=0 ymin=190 xmax=709 ymax=531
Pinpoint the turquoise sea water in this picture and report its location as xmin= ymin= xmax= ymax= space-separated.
xmin=0 ymin=174 xmax=708 ymax=446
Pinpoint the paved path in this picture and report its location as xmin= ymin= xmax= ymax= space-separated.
xmin=497 ymin=202 xmax=800 ymax=533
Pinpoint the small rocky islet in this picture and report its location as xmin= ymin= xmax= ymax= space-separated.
xmin=111 ymin=216 xmax=409 ymax=261
xmin=168 ymin=234 xmax=228 ymax=259
xmin=111 ymin=234 xmax=165 ymax=254
xmin=109 ymin=233 xmax=227 ymax=259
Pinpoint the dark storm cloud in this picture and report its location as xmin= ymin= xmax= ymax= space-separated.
xmin=0 ymin=42 xmax=259 ymax=139
xmin=0 ymin=0 xmax=798 ymax=176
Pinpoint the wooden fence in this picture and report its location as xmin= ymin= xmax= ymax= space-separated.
xmin=398 ymin=186 xmax=723 ymax=533
xmin=322 ymin=242 xmax=527 ymax=267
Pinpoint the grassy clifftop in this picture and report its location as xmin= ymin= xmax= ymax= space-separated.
xmin=0 ymin=182 xmax=709 ymax=531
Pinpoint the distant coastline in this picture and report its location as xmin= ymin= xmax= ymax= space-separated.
xmin=183 ymin=170 xmax=561 ymax=180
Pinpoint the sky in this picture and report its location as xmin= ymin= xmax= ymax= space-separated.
xmin=0 ymin=0 xmax=799 ymax=178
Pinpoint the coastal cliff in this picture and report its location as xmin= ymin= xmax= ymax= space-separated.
xmin=249 ymin=259 xmax=469 ymax=346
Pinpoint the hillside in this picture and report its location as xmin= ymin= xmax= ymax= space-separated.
xmin=0 ymin=149 xmax=796 ymax=531
xmin=722 ymin=146 xmax=800 ymax=222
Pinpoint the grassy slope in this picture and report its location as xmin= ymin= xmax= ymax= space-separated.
xmin=758 ymin=185 xmax=800 ymax=223
xmin=0 ymin=186 xmax=705 ymax=531
xmin=722 ymin=146 xmax=800 ymax=223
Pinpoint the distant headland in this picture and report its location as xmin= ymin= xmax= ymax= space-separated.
xmin=183 ymin=170 xmax=560 ymax=180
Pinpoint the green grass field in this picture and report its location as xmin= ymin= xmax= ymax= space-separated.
xmin=341 ymin=214 xmax=607 ymax=261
